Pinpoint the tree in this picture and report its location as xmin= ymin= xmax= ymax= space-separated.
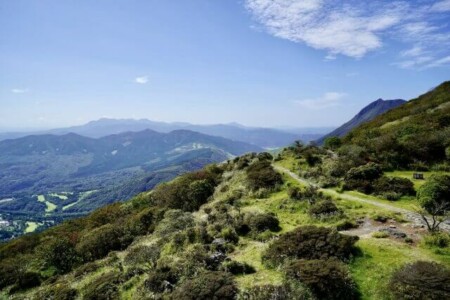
xmin=417 ymin=175 xmax=450 ymax=232
xmin=39 ymin=238 xmax=81 ymax=274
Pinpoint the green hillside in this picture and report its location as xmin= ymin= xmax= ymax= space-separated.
xmin=1 ymin=152 xmax=449 ymax=299
xmin=343 ymin=81 xmax=450 ymax=170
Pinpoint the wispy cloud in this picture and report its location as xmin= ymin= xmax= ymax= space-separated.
xmin=245 ymin=0 xmax=450 ymax=68
xmin=430 ymin=0 xmax=450 ymax=12
xmin=135 ymin=76 xmax=149 ymax=84
xmin=11 ymin=88 xmax=29 ymax=94
xmin=295 ymin=92 xmax=346 ymax=109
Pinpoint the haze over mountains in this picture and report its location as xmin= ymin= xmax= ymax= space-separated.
xmin=317 ymin=98 xmax=406 ymax=144
xmin=0 ymin=120 xmax=331 ymax=148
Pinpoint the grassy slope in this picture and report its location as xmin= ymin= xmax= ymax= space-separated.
xmin=3 ymin=155 xmax=449 ymax=300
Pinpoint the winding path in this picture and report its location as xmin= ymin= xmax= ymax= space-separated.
xmin=274 ymin=165 xmax=450 ymax=232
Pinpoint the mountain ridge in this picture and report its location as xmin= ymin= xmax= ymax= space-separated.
xmin=317 ymin=98 xmax=406 ymax=144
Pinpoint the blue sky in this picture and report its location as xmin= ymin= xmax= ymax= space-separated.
xmin=1 ymin=0 xmax=449 ymax=130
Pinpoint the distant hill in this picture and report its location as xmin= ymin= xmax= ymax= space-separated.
xmin=0 ymin=119 xmax=329 ymax=148
xmin=0 ymin=129 xmax=260 ymax=226
xmin=317 ymin=98 xmax=406 ymax=144
xmin=343 ymin=81 xmax=450 ymax=169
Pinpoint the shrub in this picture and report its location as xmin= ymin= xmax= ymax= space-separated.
xmin=246 ymin=160 xmax=282 ymax=191
xmin=76 ymin=223 xmax=133 ymax=261
xmin=152 ymin=171 xmax=219 ymax=212
xmin=308 ymin=200 xmax=340 ymax=218
xmin=35 ymin=282 xmax=77 ymax=300
xmin=417 ymin=175 xmax=450 ymax=231
xmin=343 ymin=163 xmax=383 ymax=193
xmin=263 ymin=226 xmax=358 ymax=267
xmin=287 ymin=186 xmax=302 ymax=200
xmin=243 ymin=212 xmax=281 ymax=233
xmin=73 ymin=262 xmax=99 ymax=278
xmin=336 ymin=220 xmax=358 ymax=231
xmin=324 ymin=137 xmax=342 ymax=150
xmin=144 ymin=266 xmax=179 ymax=293
xmin=39 ymin=238 xmax=81 ymax=274
xmin=423 ymin=232 xmax=450 ymax=248
xmin=389 ymin=261 xmax=450 ymax=299
xmin=239 ymin=281 xmax=312 ymax=300
xmin=10 ymin=272 xmax=41 ymax=293
xmin=373 ymin=176 xmax=415 ymax=197
xmin=220 ymin=261 xmax=256 ymax=275
xmin=372 ymin=231 xmax=390 ymax=238
xmin=124 ymin=245 xmax=160 ymax=270
xmin=286 ymin=259 xmax=358 ymax=300
xmin=0 ymin=257 xmax=24 ymax=289
xmin=171 ymin=271 xmax=238 ymax=300
xmin=83 ymin=271 xmax=123 ymax=300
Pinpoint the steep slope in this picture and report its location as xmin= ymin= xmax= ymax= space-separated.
xmin=317 ymin=98 xmax=406 ymax=144
xmin=0 ymin=119 xmax=326 ymax=148
xmin=343 ymin=81 xmax=450 ymax=169
xmin=0 ymin=130 xmax=261 ymax=239
xmin=1 ymin=153 xmax=448 ymax=300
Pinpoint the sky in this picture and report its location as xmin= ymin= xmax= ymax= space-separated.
xmin=1 ymin=0 xmax=449 ymax=130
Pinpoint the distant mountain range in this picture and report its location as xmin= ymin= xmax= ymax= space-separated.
xmin=0 ymin=119 xmax=332 ymax=148
xmin=317 ymin=98 xmax=406 ymax=144
xmin=0 ymin=129 xmax=260 ymax=219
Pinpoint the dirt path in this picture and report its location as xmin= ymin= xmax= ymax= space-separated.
xmin=274 ymin=165 xmax=450 ymax=232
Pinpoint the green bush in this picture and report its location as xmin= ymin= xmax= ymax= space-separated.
xmin=239 ymin=281 xmax=312 ymax=300
xmin=246 ymin=160 xmax=282 ymax=191
xmin=220 ymin=261 xmax=256 ymax=275
xmin=171 ymin=271 xmax=237 ymax=300
xmin=286 ymin=259 xmax=358 ymax=300
xmin=124 ymin=245 xmax=160 ymax=270
xmin=389 ymin=261 xmax=450 ymax=299
xmin=73 ymin=262 xmax=99 ymax=278
xmin=83 ymin=271 xmax=123 ymax=300
xmin=10 ymin=272 xmax=41 ymax=293
xmin=39 ymin=238 xmax=81 ymax=274
xmin=144 ymin=266 xmax=179 ymax=294
xmin=35 ymin=282 xmax=77 ymax=300
xmin=76 ymin=223 xmax=134 ymax=261
xmin=243 ymin=212 xmax=280 ymax=233
xmin=423 ymin=232 xmax=450 ymax=248
xmin=373 ymin=176 xmax=415 ymax=197
xmin=308 ymin=200 xmax=340 ymax=218
xmin=263 ymin=226 xmax=358 ymax=267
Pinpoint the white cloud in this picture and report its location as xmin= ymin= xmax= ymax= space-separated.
xmin=295 ymin=92 xmax=346 ymax=109
xmin=11 ymin=88 xmax=28 ymax=94
xmin=245 ymin=0 xmax=405 ymax=58
xmin=245 ymin=0 xmax=450 ymax=68
xmin=430 ymin=0 xmax=450 ymax=12
xmin=135 ymin=76 xmax=149 ymax=84
xmin=425 ymin=55 xmax=450 ymax=68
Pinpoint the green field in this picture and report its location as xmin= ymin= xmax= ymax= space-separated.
xmin=37 ymin=195 xmax=57 ymax=212
xmin=24 ymin=221 xmax=39 ymax=233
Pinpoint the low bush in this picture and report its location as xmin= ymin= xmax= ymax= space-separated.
xmin=389 ymin=261 xmax=450 ymax=299
xmin=286 ymin=259 xmax=358 ymax=300
xmin=73 ymin=262 xmax=99 ymax=278
xmin=263 ymin=226 xmax=358 ymax=267
xmin=144 ymin=266 xmax=179 ymax=294
xmin=124 ymin=244 xmax=160 ymax=270
xmin=83 ymin=271 xmax=123 ymax=300
xmin=171 ymin=271 xmax=238 ymax=300
xmin=220 ymin=261 xmax=256 ymax=275
xmin=372 ymin=231 xmax=390 ymax=238
xmin=246 ymin=160 xmax=282 ymax=191
xmin=76 ymin=223 xmax=134 ymax=261
xmin=39 ymin=238 xmax=81 ymax=274
xmin=373 ymin=176 xmax=415 ymax=198
xmin=239 ymin=281 xmax=312 ymax=300
xmin=10 ymin=272 xmax=41 ymax=293
xmin=423 ymin=232 xmax=450 ymax=248
xmin=336 ymin=220 xmax=358 ymax=231
xmin=308 ymin=200 xmax=340 ymax=218
xmin=243 ymin=212 xmax=281 ymax=233
xmin=35 ymin=282 xmax=77 ymax=300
